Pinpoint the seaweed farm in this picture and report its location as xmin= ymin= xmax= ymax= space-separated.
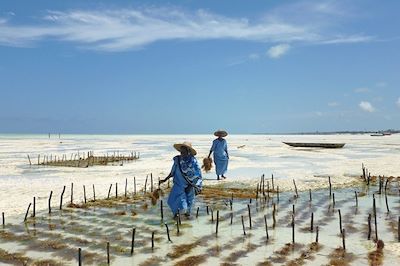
xmin=1 ymin=176 xmax=400 ymax=265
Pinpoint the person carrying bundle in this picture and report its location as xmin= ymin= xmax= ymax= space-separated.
xmin=208 ymin=130 xmax=229 ymax=180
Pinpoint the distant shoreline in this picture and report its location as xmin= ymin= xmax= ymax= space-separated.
xmin=254 ymin=129 xmax=400 ymax=135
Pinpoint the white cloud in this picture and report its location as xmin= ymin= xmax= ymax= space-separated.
xmin=359 ymin=101 xmax=375 ymax=112
xmin=0 ymin=3 xmax=375 ymax=51
xmin=354 ymin=87 xmax=370 ymax=93
xmin=328 ymin=102 xmax=339 ymax=107
xmin=396 ymin=97 xmax=400 ymax=108
xmin=376 ymin=82 xmax=387 ymax=88
xmin=267 ymin=44 xmax=290 ymax=58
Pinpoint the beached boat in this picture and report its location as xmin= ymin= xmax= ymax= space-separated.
xmin=371 ymin=133 xmax=384 ymax=136
xmin=283 ymin=142 xmax=345 ymax=148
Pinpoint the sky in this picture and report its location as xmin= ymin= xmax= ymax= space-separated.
xmin=0 ymin=0 xmax=399 ymax=134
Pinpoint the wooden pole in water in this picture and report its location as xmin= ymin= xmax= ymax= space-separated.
xmin=78 ymin=248 xmax=82 ymax=266
xmin=367 ymin=214 xmax=371 ymax=240
xmin=329 ymin=176 xmax=332 ymax=197
xmin=60 ymin=186 xmax=66 ymax=210
xmin=107 ymin=242 xmax=110 ymax=264
xmin=211 ymin=208 xmax=214 ymax=223
xmin=342 ymin=229 xmax=346 ymax=250
xmin=206 ymin=205 xmax=209 ymax=215
xmin=125 ymin=178 xmax=128 ymax=198
xmin=293 ymin=179 xmax=298 ymax=198
xmin=355 ymin=191 xmax=358 ymax=207
xmin=71 ymin=183 xmax=74 ymax=204
xmin=241 ymin=215 xmax=246 ymax=235
xmin=256 ymin=183 xmax=259 ymax=200
xmin=216 ymin=210 xmax=219 ymax=236
xmin=115 ymin=182 xmax=118 ymax=198
xmin=316 ymin=226 xmax=319 ymax=243
xmin=93 ymin=185 xmax=96 ymax=201
xmin=272 ymin=203 xmax=276 ymax=228
xmin=309 ymin=189 xmax=312 ymax=202
xmin=373 ymin=197 xmax=378 ymax=240
xmin=292 ymin=214 xmax=295 ymax=243
xmin=33 ymin=197 xmax=36 ymax=217
xmin=262 ymin=174 xmax=265 ymax=196
xmin=165 ymin=224 xmax=172 ymax=242
xmin=160 ymin=200 xmax=164 ymax=220
xmin=150 ymin=173 xmax=153 ymax=192
xmin=48 ymin=191 xmax=53 ymax=214
xmin=134 ymin=177 xmax=136 ymax=195
xmin=332 ymin=193 xmax=335 ymax=208
xmin=398 ymin=216 xmax=400 ymax=242
xmin=176 ymin=217 xmax=180 ymax=235
xmin=311 ymin=212 xmax=314 ymax=232
xmin=2 ymin=212 xmax=4 ymax=226
xmin=264 ymin=215 xmax=269 ymax=240
xmin=24 ymin=203 xmax=31 ymax=222
xmin=230 ymin=212 xmax=233 ymax=225
xmin=38 ymin=154 xmax=40 ymax=165
xmin=131 ymin=228 xmax=136 ymax=254
xmin=247 ymin=204 xmax=252 ymax=229
xmin=27 ymin=155 xmax=32 ymax=165
xmin=272 ymin=174 xmax=275 ymax=191
xmin=338 ymin=209 xmax=342 ymax=234
xmin=107 ymin=184 xmax=112 ymax=199
xmin=385 ymin=193 xmax=390 ymax=213
xmin=196 ymin=207 xmax=199 ymax=218
xmin=151 ymin=231 xmax=155 ymax=249
xmin=144 ymin=175 xmax=148 ymax=194
xmin=83 ymin=185 xmax=87 ymax=204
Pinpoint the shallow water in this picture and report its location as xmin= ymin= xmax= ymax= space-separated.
xmin=1 ymin=134 xmax=400 ymax=216
xmin=0 ymin=180 xmax=400 ymax=265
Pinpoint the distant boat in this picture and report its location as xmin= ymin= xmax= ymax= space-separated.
xmin=283 ymin=142 xmax=345 ymax=149
xmin=371 ymin=133 xmax=385 ymax=136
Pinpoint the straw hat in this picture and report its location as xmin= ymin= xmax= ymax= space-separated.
xmin=173 ymin=141 xmax=197 ymax=155
xmin=214 ymin=130 xmax=228 ymax=137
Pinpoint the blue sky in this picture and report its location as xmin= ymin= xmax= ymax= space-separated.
xmin=0 ymin=0 xmax=399 ymax=134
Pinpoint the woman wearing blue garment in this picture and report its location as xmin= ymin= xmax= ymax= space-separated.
xmin=159 ymin=142 xmax=202 ymax=217
xmin=208 ymin=130 xmax=229 ymax=180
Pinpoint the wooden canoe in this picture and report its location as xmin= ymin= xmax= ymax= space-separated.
xmin=283 ymin=142 xmax=345 ymax=149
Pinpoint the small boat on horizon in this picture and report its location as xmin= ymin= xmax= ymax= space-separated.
xmin=283 ymin=142 xmax=345 ymax=149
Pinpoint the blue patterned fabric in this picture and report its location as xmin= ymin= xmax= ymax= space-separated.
xmin=211 ymin=138 xmax=229 ymax=175
xmin=167 ymin=155 xmax=202 ymax=215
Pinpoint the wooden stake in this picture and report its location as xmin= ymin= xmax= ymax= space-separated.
xmin=332 ymin=193 xmax=335 ymax=208
xmin=78 ymin=248 xmax=82 ymax=266
xmin=293 ymin=179 xmax=298 ymax=198
xmin=165 ymin=224 xmax=172 ymax=242
xmin=144 ymin=175 xmax=148 ymax=194
xmin=398 ymin=216 xmax=400 ymax=242
xmin=196 ymin=207 xmax=199 ymax=218
xmin=206 ymin=205 xmax=209 ymax=215
xmin=329 ymin=176 xmax=332 ymax=197
xmin=230 ymin=212 xmax=233 ymax=225
xmin=264 ymin=214 xmax=269 ymax=240
xmin=241 ymin=215 xmax=246 ymax=235
xmin=367 ymin=214 xmax=371 ymax=240
xmin=309 ymin=189 xmax=312 ymax=202
xmin=316 ymin=226 xmax=319 ymax=243
xmin=277 ymin=186 xmax=280 ymax=202
xmin=27 ymin=155 xmax=32 ymax=165
xmin=216 ymin=210 xmax=219 ymax=236
xmin=342 ymin=229 xmax=346 ymax=250
xmin=272 ymin=174 xmax=275 ymax=191
xmin=385 ymin=193 xmax=390 ymax=213
xmin=151 ymin=173 xmax=153 ymax=192
xmin=211 ymin=208 xmax=214 ymax=223
xmin=2 ymin=212 xmax=4 ymax=226
xmin=24 ymin=203 xmax=31 ymax=222
xmin=60 ymin=186 xmax=66 ymax=210
xmin=33 ymin=197 xmax=36 ymax=217
xmin=125 ymin=178 xmax=128 ymax=198
xmin=373 ymin=197 xmax=378 ymax=240
xmin=93 ymin=184 xmax=96 ymax=201
xmin=272 ymin=203 xmax=276 ymax=228
xmin=107 ymin=184 xmax=112 ymax=199
xmin=311 ymin=212 xmax=314 ymax=232
xmin=355 ymin=191 xmax=358 ymax=207
xmin=107 ymin=242 xmax=110 ymax=265
xmin=115 ymin=182 xmax=118 ymax=198
xmin=48 ymin=191 xmax=53 ymax=214
xmin=134 ymin=177 xmax=136 ymax=195
xmin=160 ymin=200 xmax=164 ymax=220
xmin=338 ymin=209 xmax=342 ymax=234
xmin=131 ymin=228 xmax=135 ymax=254
xmin=83 ymin=185 xmax=86 ymax=204
xmin=151 ymin=231 xmax=155 ymax=249
xmin=71 ymin=183 xmax=74 ymax=204
xmin=247 ymin=204 xmax=252 ymax=229
xmin=292 ymin=214 xmax=295 ymax=243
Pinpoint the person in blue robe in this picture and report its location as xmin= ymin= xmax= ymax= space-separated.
xmin=208 ymin=130 xmax=229 ymax=180
xmin=160 ymin=142 xmax=202 ymax=217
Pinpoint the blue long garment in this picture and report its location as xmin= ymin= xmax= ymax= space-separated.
xmin=211 ymin=138 xmax=229 ymax=175
xmin=167 ymin=155 xmax=202 ymax=216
